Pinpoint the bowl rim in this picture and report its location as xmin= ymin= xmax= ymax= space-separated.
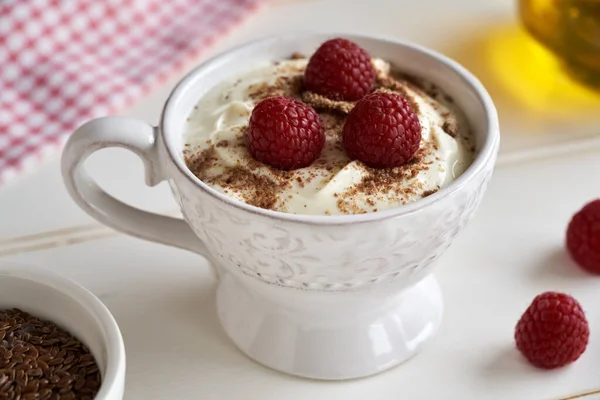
xmin=0 ymin=262 xmax=125 ymax=399
xmin=161 ymin=31 xmax=500 ymax=225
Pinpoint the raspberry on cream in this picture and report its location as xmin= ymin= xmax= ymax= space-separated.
xmin=305 ymin=38 xmax=376 ymax=101
xmin=343 ymin=92 xmax=422 ymax=168
xmin=248 ymin=96 xmax=324 ymax=170
xmin=183 ymin=56 xmax=475 ymax=216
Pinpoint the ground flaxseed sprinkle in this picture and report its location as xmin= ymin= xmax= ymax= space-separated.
xmin=301 ymin=91 xmax=355 ymax=114
xmin=248 ymin=76 xmax=303 ymax=102
xmin=208 ymin=166 xmax=280 ymax=210
xmin=442 ymin=118 xmax=458 ymax=138
xmin=0 ymin=309 xmax=101 ymax=400
xmin=422 ymin=188 xmax=439 ymax=197
xmin=289 ymin=52 xmax=306 ymax=60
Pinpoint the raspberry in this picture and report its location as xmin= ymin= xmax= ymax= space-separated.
xmin=247 ymin=96 xmax=324 ymax=170
xmin=342 ymin=92 xmax=421 ymax=168
xmin=566 ymin=199 xmax=600 ymax=273
xmin=515 ymin=292 xmax=589 ymax=369
xmin=304 ymin=38 xmax=376 ymax=101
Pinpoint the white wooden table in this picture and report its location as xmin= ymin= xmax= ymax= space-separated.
xmin=1 ymin=1 xmax=600 ymax=399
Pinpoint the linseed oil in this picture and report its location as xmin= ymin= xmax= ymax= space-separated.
xmin=519 ymin=0 xmax=600 ymax=88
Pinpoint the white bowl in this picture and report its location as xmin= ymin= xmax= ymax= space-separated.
xmin=0 ymin=262 xmax=126 ymax=399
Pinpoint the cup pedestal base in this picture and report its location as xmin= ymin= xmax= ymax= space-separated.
xmin=215 ymin=272 xmax=443 ymax=380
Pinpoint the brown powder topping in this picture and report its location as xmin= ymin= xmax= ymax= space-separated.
xmin=442 ymin=116 xmax=458 ymax=138
xmin=184 ymin=146 xmax=282 ymax=210
xmin=319 ymin=112 xmax=344 ymax=130
xmin=335 ymin=142 xmax=436 ymax=214
xmin=213 ymin=167 xmax=279 ymax=209
xmin=302 ymin=91 xmax=354 ymax=114
xmin=376 ymin=75 xmax=411 ymax=97
xmin=248 ymin=76 xmax=303 ymax=102
xmin=422 ymin=188 xmax=439 ymax=197
xmin=184 ymin=146 xmax=218 ymax=174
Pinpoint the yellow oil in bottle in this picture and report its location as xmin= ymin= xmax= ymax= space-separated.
xmin=519 ymin=0 xmax=600 ymax=89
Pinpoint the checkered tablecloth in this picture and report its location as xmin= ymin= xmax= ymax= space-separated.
xmin=0 ymin=0 xmax=264 ymax=185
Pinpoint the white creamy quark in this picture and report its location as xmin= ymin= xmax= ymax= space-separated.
xmin=184 ymin=58 xmax=474 ymax=216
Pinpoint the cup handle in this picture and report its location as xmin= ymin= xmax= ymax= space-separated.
xmin=61 ymin=116 xmax=210 ymax=258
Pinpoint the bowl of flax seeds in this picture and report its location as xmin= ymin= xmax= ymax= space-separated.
xmin=0 ymin=263 xmax=125 ymax=400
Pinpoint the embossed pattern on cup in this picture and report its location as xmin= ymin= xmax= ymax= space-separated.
xmin=173 ymin=161 xmax=493 ymax=290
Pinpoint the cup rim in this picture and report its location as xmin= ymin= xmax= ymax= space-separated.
xmin=161 ymin=32 xmax=499 ymax=225
xmin=0 ymin=262 xmax=125 ymax=399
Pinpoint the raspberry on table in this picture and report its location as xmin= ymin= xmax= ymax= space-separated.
xmin=247 ymin=96 xmax=324 ymax=170
xmin=342 ymin=92 xmax=421 ymax=168
xmin=515 ymin=291 xmax=589 ymax=369
xmin=566 ymin=199 xmax=600 ymax=273
xmin=304 ymin=38 xmax=376 ymax=101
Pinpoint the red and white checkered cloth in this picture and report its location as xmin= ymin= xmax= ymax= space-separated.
xmin=0 ymin=0 xmax=264 ymax=185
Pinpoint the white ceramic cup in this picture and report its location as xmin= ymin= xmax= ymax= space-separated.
xmin=62 ymin=33 xmax=499 ymax=380
xmin=0 ymin=263 xmax=125 ymax=398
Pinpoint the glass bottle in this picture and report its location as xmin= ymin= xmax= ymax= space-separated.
xmin=519 ymin=0 xmax=600 ymax=89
